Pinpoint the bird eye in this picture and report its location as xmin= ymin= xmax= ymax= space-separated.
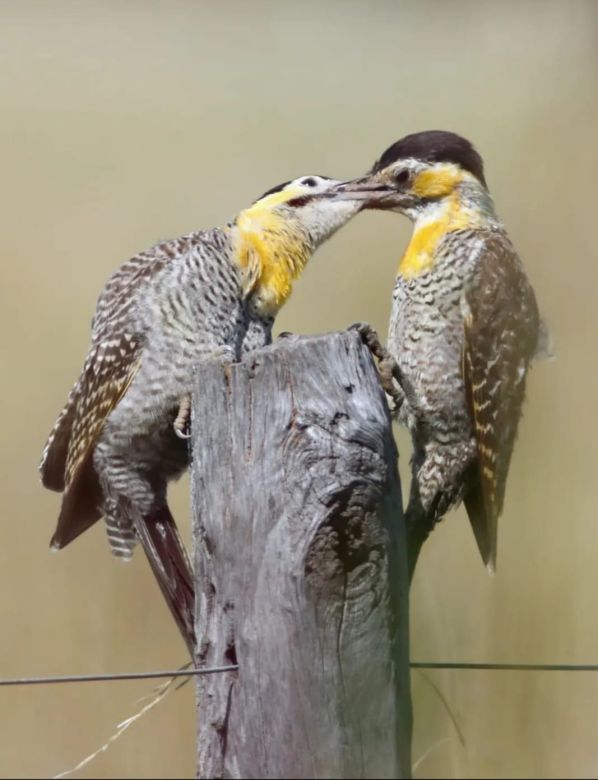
xmin=395 ymin=169 xmax=410 ymax=184
xmin=301 ymin=177 xmax=318 ymax=187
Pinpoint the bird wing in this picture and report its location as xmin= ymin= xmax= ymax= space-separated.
xmin=40 ymin=248 xmax=162 ymax=487
xmin=49 ymin=335 xmax=142 ymax=549
xmin=40 ymin=381 xmax=80 ymax=492
xmin=63 ymin=338 xmax=141 ymax=490
xmin=40 ymin=232 xmax=198 ymax=487
xmin=462 ymin=232 xmax=539 ymax=570
xmin=42 ymin=243 xmax=179 ymax=547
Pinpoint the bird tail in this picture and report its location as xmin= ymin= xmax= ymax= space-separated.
xmin=464 ymin=475 xmax=497 ymax=574
xmin=404 ymin=479 xmax=439 ymax=585
xmin=132 ymin=504 xmax=196 ymax=657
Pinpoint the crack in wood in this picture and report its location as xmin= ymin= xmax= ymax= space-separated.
xmin=191 ymin=331 xmax=412 ymax=779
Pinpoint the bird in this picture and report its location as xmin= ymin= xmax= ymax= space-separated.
xmin=40 ymin=174 xmax=365 ymax=654
xmin=335 ymin=131 xmax=543 ymax=580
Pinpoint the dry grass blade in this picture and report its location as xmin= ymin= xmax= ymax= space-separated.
xmin=53 ymin=668 xmax=190 ymax=779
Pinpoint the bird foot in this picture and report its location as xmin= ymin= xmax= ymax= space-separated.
xmin=213 ymin=344 xmax=237 ymax=364
xmin=173 ymin=346 xmax=236 ymax=439
xmin=174 ymin=394 xmax=192 ymax=439
xmin=348 ymin=322 xmax=404 ymax=414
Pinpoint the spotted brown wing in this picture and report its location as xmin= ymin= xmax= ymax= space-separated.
xmin=49 ymin=336 xmax=141 ymax=548
xmin=40 ymin=244 xmax=178 ymax=547
xmin=40 ymin=383 xmax=80 ymax=492
xmin=463 ymin=232 xmax=539 ymax=570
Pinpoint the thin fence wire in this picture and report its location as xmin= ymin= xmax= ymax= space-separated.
xmin=410 ymin=662 xmax=598 ymax=672
xmin=0 ymin=665 xmax=238 ymax=687
xmin=2 ymin=661 xmax=598 ymax=688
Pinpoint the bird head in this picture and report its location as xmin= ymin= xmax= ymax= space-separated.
xmin=233 ymin=175 xmax=364 ymax=314
xmin=333 ymin=131 xmax=491 ymax=221
xmin=239 ymin=174 xmax=364 ymax=247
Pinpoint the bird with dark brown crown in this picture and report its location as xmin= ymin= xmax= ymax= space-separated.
xmin=335 ymin=130 xmax=544 ymax=580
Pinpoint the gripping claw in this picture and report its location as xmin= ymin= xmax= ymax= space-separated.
xmin=349 ymin=322 xmax=404 ymax=413
xmin=174 ymin=394 xmax=192 ymax=440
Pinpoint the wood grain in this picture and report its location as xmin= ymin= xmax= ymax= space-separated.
xmin=191 ymin=330 xmax=411 ymax=779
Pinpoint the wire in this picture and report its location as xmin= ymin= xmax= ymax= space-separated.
xmin=410 ymin=662 xmax=598 ymax=672
xmin=1 ymin=661 xmax=598 ymax=688
xmin=0 ymin=665 xmax=238 ymax=687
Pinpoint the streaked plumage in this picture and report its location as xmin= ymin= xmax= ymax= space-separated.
xmin=336 ymin=131 xmax=541 ymax=577
xmin=40 ymin=175 xmax=363 ymax=653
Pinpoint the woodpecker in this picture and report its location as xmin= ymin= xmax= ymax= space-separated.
xmin=40 ymin=175 xmax=364 ymax=654
xmin=336 ymin=131 xmax=542 ymax=579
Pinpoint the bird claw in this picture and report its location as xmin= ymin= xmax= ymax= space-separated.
xmin=174 ymin=346 xmax=236 ymax=439
xmin=349 ymin=322 xmax=404 ymax=414
xmin=173 ymin=394 xmax=192 ymax=439
xmin=379 ymin=360 xmax=405 ymax=416
xmin=213 ymin=345 xmax=236 ymax=364
xmin=349 ymin=322 xmax=385 ymax=358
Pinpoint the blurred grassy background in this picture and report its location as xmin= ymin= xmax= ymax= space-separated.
xmin=1 ymin=1 xmax=596 ymax=777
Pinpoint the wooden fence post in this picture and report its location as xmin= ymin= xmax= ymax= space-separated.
xmin=191 ymin=330 xmax=412 ymax=779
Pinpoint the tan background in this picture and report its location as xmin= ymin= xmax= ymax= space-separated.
xmin=1 ymin=1 xmax=597 ymax=777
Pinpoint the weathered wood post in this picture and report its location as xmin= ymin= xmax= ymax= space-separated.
xmin=191 ymin=330 xmax=411 ymax=779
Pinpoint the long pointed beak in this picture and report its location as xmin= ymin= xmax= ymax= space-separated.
xmin=330 ymin=176 xmax=397 ymax=203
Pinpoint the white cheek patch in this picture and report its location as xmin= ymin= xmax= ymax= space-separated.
xmin=301 ymin=199 xmax=363 ymax=247
xmin=416 ymin=199 xmax=452 ymax=228
xmin=290 ymin=175 xmax=336 ymax=197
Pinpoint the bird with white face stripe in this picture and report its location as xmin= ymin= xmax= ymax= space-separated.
xmin=40 ymin=174 xmax=365 ymax=653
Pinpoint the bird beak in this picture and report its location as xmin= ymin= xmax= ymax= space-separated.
xmin=331 ymin=175 xmax=398 ymax=208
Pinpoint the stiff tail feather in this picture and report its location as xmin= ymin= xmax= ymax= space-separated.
xmin=132 ymin=504 xmax=196 ymax=657
xmin=464 ymin=472 xmax=497 ymax=574
xmin=405 ymin=482 xmax=437 ymax=584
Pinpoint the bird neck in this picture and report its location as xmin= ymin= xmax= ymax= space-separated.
xmin=232 ymin=204 xmax=312 ymax=317
xmin=399 ymin=183 xmax=496 ymax=280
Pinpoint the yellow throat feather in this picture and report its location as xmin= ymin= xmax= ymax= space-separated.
xmin=234 ymin=188 xmax=311 ymax=315
xmin=399 ymin=168 xmax=483 ymax=279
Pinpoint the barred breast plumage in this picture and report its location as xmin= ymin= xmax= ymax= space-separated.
xmin=40 ymin=174 xmax=365 ymax=653
xmin=338 ymin=130 xmax=543 ymax=579
xmin=40 ymin=228 xmax=256 ymax=653
xmin=390 ymin=226 xmax=539 ymax=574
